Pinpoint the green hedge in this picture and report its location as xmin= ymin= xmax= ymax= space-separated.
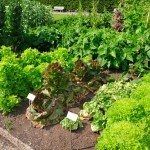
xmin=36 ymin=0 xmax=119 ymax=12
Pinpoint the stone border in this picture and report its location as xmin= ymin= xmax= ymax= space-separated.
xmin=0 ymin=127 xmax=33 ymax=150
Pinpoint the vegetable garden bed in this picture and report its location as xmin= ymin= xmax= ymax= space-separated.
xmin=0 ymin=104 xmax=99 ymax=150
xmin=0 ymin=0 xmax=150 ymax=149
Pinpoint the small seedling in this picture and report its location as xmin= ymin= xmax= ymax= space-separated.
xmin=3 ymin=118 xmax=13 ymax=131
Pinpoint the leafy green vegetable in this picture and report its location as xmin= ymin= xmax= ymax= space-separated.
xmin=96 ymin=71 xmax=150 ymax=149
xmin=0 ymin=90 xmax=20 ymax=114
xmin=60 ymin=117 xmax=83 ymax=131
xmin=83 ymin=79 xmax=138 ymax=132
xmin=107 ymin=98 xmax=146 ymax=125
xmin=96 ymin=121 xmax=150 ymax=150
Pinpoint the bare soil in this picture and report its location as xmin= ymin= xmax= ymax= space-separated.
xmin=0 ymin=101 xmax=99 ymax=150
xmin=0 ymin=135 xmax=18 ymax=150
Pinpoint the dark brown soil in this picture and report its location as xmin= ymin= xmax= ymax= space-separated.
xmin=0 ymin=101 xmax=99 ymax=150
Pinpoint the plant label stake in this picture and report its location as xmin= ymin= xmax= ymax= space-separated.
xmin=66 ymin=111 xmax=78 ymax=122
xmin=27 ymin=93 xmax=36 ymax=127
xmin=27 ymin=93 xmax=36 ymax=105
xmin=66 ymin=111 xmax=78 ymax=150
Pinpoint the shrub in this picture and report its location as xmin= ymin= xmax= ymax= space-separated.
xmin=96 ymin=121 xmax=150 ymax=150
xmin=3 ymin=0 xmax=53 ymax=51
xmin=9 ymin=2 xmax=22 ymax=37
xmin=0 ymin=1 xmax=5 ymax=30
xmin=5 ymin=1 xmax=24 ymax=51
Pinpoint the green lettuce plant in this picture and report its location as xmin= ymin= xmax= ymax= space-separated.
xmin=0 ymin=58 xmax=29 ymax=97
xmin=60 ymin=117 xmax=83 ymax=131
xmin=96 ymin=121 xmax=150 ymax=150
xmin=0 ymin=90 xmax=20 ymax=114
xmin=83 ymin=79 xmax=137 ymax=132
xmin=96 ymin=70 xmax=150 ymax=150
xmin=106 ymin=98 xmax=146 ymax=125
xmin=131 ymin=83 xmax=150 ymax=100
xmin=20 ymin=48 xmax=41 ymax=66
xmin=0 ymin=46 xmax=13 ymax=60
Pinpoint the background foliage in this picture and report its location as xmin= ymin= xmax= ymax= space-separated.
xmin=36 ymin=0 xmax=119 ymax=12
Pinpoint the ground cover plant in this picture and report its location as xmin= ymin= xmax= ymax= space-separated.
xmin=0 ymin=0 xmax=150 ymax=149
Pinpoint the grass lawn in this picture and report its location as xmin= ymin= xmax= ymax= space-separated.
xmin=53 ymin=12 xmax=76 ymax=20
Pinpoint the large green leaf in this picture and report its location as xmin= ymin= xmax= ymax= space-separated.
xmin=98 ymin=58 xmax=107 ymax=67
xmin=110 ymin=49 xmax=116 ymax=58
xmin=113 ymin=60 xmax=119 ymax=68
xmin=145 ymin=45 xmax=150 ymax=52
xmin=147 ymin=50 xmax=150 ymax=58
xmin=98 ymin=45 xmax=107 ymax=56
xmin=126 ymin=53 xmax=133 ymax=62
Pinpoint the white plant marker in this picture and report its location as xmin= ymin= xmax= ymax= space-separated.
xmin=27 ymin=93 xmax=36 ymax=127
xmin=27 ymin=93 xmax=36 ymax=104
xmin=66 ymin=111 xmax=78 ymax=122
xmin=66 ymin=111 xmax=78 ymax=149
